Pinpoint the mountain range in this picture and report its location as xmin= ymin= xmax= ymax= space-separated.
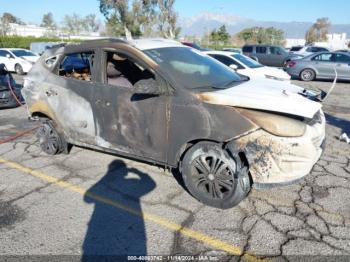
xmin=179 ymin=13 xmax=350 ymax=39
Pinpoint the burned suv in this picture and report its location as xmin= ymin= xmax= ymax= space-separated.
xmin=22 ymin=39 xmax=326 ymax=209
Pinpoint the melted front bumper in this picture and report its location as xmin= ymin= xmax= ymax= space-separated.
xmin=228 ymin=112 xmax=326 ymax=185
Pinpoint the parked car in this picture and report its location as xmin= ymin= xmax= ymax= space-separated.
xmin=291 ymin=46 xmax=330 ymax=57
xmin=286 ymin=52 xmax=350 ymax=81
xmin=205 ymin=51 xmax=291 ymax=81
xmin=0 ymin=48 xmax=40 ymax=75
xmin=22 ymin=38 xmax=326 ymax=209
xmin=289 ymin=46 xmax=304 ymax=54
xmin=30 ymin=42 xmax=62 ymax=55
xmin=222 ymin=48 xmax=241 ymax=54
xmin=335 ymin=49 xmax=350 ymax=53
xmin=0 ymin=64 xmax=22 ymax=108
xmin=181 ymin=42 xmax=210 ymax=51
xmin=242 ymin=44 xmax=298 ymax=67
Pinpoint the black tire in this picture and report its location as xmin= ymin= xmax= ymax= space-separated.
xmin=15 ymin=64 xmax=24 ymax=75
xmin=181 ymin=142 xmax=251 ymax=209
xmin=36 ymin=120 xmax=67 ymax=155
xmin=300 ymin=68 xmax=316 ymax=81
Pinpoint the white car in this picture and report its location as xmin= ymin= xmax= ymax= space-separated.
xmin=0 ymin=48 xmax=40 ymax=75
xmin=205 ymin=51 xmax=291 ymax=81
xmin=290 ymin=46 xmax=330 ymax=57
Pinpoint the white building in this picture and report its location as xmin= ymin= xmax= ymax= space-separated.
xmin=7 ymin=23 xmax=103 ymax=39
xmin=325 ymin=33 xmax=348 ymax=50
xmin=285 ymin=33 xmax=348 ymax=50
xmin=8 ymin=23 xmax=48 ymax=37
xmin=285 ymin=38 xmax=306 ymax=48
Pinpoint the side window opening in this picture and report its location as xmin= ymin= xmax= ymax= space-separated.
xmin=106 ymin=52 xmax=155 ymax=89
xmin=59 ymin=52 xmax=94 ymax=82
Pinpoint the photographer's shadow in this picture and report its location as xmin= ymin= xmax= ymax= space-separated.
xmin=82 ymin=160 xmax=156 ymax=261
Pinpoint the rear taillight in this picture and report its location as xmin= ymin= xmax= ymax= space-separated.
xmin=287 ymin=61 xmax=297 ymax=68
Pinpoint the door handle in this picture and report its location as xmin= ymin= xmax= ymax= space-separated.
xmin=95 ymin=99 xmax=102 ymax=105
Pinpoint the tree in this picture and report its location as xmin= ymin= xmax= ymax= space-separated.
xmin=157 ymin=0 xmax=180 ymax=39
xmin=217 ymin=25 xmax=230 ymax=44
xmin=83 ymin=14 xmax=100 ymax=32
xmin=306 ymin=17 xmax=330 ymax=44
xmin=0 ymin=12 xmax=24 ymax=35
xmin=99 ymin=0 xmax=144 ymax=38
xmin=62 ymin=13 xmax=85 ymax=35
xmin=237 ymin=27 xmax=284 ymax=45
xmin=41 ymin=12 xmax=56 ymax=28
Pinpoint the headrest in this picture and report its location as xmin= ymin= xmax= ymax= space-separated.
xmin=106 ymin=62 xmax=122 ymax=78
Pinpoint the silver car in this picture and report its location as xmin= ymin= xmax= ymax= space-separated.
xmin=286 ymin=52 xmax=350 ymax=81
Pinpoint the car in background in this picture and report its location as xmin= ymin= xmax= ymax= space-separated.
xmin=30 ymin=42 xmax=62 ymax=55
xmin=22 ymin=38 xmax=326 ymax=209
xmin=0 ymin=64 xmax=22 ymax=108
xmin=205 ymin=50 xmax=290 ymax=81
xmin=335 ymin=49 xmax=349 ymax=53
xmin=289 ymin=46 xmax=304 ymax=54
xmin=292 ymin=46 xmax=330 ymax=57
xmin=222 ymin=48 xmax=241 ymax=54
xmin=0 ymin=48 xmax=40 ymax=75
xmin=242 ymin=44 xmax=299 ymax=67
xmin=286 ymin=52 xmax=350 ymax=81
xmin=181 ymin=42 xmax=210 ymax=51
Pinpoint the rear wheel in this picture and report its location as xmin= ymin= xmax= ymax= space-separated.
xmin=37 ymin=120 xmax=67 ymax=155
xmin=181 ymin=142 xmax=251 ymax=209
xmin=15 ymin=64 xmax=24 ymax=75
xmin=300 ymin=68 xmax=316 ymax=81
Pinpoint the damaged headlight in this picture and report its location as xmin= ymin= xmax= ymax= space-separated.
xmin=237 ymin=108 xmax=306 ymax=137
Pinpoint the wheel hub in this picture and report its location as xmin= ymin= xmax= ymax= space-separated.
xmin=208 ymin=174 xmax=215 ymax=181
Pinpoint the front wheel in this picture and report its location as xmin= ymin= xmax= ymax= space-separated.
xmin=36 ymin=120 xmax=67 ymax=155
xmin=15 ymin=64 xmax=24 ymax=75
xmin=181 ymin=142 xmax=251 ymax=209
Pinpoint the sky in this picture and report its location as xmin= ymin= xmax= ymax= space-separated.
xmin=0 ymin=0 xmax=349 ymax=25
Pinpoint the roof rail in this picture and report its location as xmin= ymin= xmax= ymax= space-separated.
xmin=80 ymin=38 xmax=128 ymax=45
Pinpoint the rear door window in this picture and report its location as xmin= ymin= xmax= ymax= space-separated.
xmin=242 ymin=46 xmax=253 ymax=53
xmin=59 ymin=52 xmax=94 ymax=82
xmin=312 ymin=53 xmax=334 ymax=62
xmin=256 ymin=46 xmax=267 ymax=54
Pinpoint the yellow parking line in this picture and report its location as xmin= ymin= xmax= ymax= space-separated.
xmin=0 ymin=158 xmax=265 ymax=262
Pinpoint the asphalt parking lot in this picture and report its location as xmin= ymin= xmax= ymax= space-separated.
xmin=0 ymin=75 xmax=350 ymax=261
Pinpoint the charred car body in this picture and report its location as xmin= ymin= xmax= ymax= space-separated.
xmin=22 ymin=39 xmax=326 ymax=209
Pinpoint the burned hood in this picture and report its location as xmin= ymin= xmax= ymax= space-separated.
xmin=196 ymin=78 xmax=322 ymax=119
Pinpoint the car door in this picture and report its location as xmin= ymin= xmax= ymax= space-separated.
xmin=43 ymin=50 xmax=97 ymax=145
xmin=269 ymin=46 xmax=287 ymax=67
xmin=91 ymin=49 xmax=169 ymax=162
xmin=334 ymin=53 xmax=350 ymax=80
xmin=255 ymin=46 xmax=269 ymax=65
xmin=311 ymin=53 xmax=336 ymax=78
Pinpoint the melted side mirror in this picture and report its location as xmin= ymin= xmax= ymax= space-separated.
xmin=133 ymin=78 xmax=162 ymax=95
xmin=229 ymin=64 xmax=238 ymax=70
